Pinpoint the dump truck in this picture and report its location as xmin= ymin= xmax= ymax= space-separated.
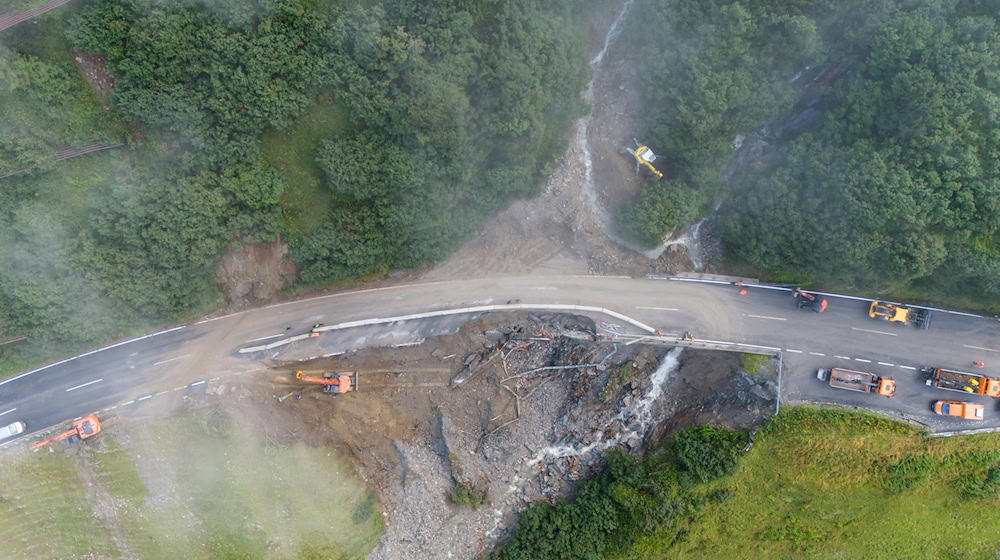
xmin=817 ymin=368 xmax=895 ymax=396
xmin=30 ymin=415 xmax=101 ymax=451
xmin=934 ymin=400 xmax=985 ymax=420
xmin=296 ymin=370 xmax=358 ymax=394
xmin=868 ymin=301 xmax=932 ymax=329
xmin=925 ymin=368 xmax=1000 ymax=397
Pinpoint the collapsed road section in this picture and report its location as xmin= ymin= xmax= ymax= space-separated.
xmin=216 ymin=311 xmax=778 ymax=559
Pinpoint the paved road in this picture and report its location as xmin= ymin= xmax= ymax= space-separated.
xmin=3 ymin=275 xmax=999 ymax=442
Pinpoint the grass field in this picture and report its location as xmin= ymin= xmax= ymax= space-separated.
xmin=261 ymin=92 xmax=350 ymax=239
xmin=0 ymin=406 xmax=383 ymax=559
xmin=650 ymin=407 xmax=1000 ymax=559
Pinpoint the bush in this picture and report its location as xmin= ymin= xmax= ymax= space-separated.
xmin=881 ymin=455 xmax=934 ymax=493
xmin=450 ymin=482 xmax=488 ymax=509
xmin=952 ymin=467 xmax=1000 ymax=500
xmin=740 ymin=353 xmax=770 ymax=374
xmin=673 ymin=426 xmax=746 ymax=482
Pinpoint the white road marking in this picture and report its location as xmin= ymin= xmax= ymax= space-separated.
xmin=785 ymin=349 xmax=803 ymax=353
xmin=156 ymin=391 xmax=169 ymax=396
xmin=878 ymin=362 xmax=895 ymax=366
xmin=636 ymin=306 xmax=680 ymax=311
xmin=173 ymin=386 xmax=186 ymax=391
xmin=531 ymin=286 xmax=557 ymax=290
xmin=190 ymin=380 xmax=206 ymax=386
xmin=900 ymin=365 xmax=917 ymax=370
xmin=0 ymin=408 xmax=16 ymax=417
xmin=0 ymin=325 xmax=186 ymax=387
xmin=835 ymin=355 xmax=851 ymax=360
xmin=74 ymin=416 xmax=82 ymax=420
xmin=809 ymin=352 xmax=825 ymax=356
xmin=245 ymin=333 xmax=285 ymax=343
xmin=963 ymin=344 xmax=1000 ymax=353
xmin=748 ymin=314 xmax=787 ymax=321
xmin=138 ymin=395 xmax=152 ymax=401
xmin=65 ymin=378 xmax=103 ymax=392
xmin=153 ymin=354 xmax=190 ymax=366
xmin=851 ymin=327 xmax=897 ymax=336
xmin=122 ymin=400 xmax=134 ymax=406
xmin=109 ymin=405 xmax=117 ymax=410
xmin=854 ymin=358 xmax=872 ymax=363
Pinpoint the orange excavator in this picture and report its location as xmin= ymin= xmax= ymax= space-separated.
xmin=296 ymin=370 xmax=358 ymax=394
xmin=30 ymin=415 xmax=101 ymax=451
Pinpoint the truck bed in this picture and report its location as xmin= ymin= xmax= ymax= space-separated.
xmin=933 ymin=369 xmax=983 ymax=392
xmin=827 ymin=368 xmax=877 ymax=392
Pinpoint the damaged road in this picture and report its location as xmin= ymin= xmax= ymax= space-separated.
xmin=217 ymin=312 xmax=778 ymax=560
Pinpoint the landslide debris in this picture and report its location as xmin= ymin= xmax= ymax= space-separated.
xmin=212 ymin=312 xmax=777 ymax=559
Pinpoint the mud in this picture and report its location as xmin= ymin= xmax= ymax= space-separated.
xmin=216 ymin=237 xmax=298 ymax=308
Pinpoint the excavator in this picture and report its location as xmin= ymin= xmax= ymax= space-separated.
xmin=624 ymin=138 xmax=663 ymax=179
xmin=30 ymin=415 xmax=101 ymax=451
xmin=296 ymin=370 xmax=358 ymax=394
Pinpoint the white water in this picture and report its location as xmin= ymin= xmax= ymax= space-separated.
xmin=488 ymin=347 xmax=683 ymax=536
xmin=573 ymin=0 xmax=709 ymax=269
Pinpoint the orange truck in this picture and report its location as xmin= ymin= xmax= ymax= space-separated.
xmin=925 ymin=368 xmax=1000 ymax=397
xmin=817 ymin=368 xmax=895 ymax=396
xmin=934 ymin=400 xmax=985 ymax=420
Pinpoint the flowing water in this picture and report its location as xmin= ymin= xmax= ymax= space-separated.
xmin=575 ymin=0 xmax=709 ymax=268
xmin=488 ymin=347 xmax=684 ymax=536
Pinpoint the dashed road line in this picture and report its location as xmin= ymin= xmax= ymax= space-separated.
xmin=190 ymin=380 xmax=206 ymax=386
xmin=748 ymin=314 xmax=787 ymax=321
xmin=899 ymin=365 xmax=917 ymax=370
xmin=155 ymin=391 xmax=169 ymax=396
xmin=0 ymin=408 xmax=16 ymax=417
xmin=153 ymin=354 xmax=190 ymax=366
xmin=809 ymin=352 xmax=825 ymax=356
xmin=122 ymin=400 xmax=134 ymax=406
xmin=854 ymin=358 xmax=872 ymax=363
xmin=835 ymin=355 xmax=851 ymax=360
xmin=636 ymin=306 xmax=680 ymax=311
xmin=65 ymin=378 xmax=103 ymax=392
xmin=785 ymin=349 xmax=803 ymax=353
xmin=137 ymin=395 xmax=152 ymax=401
xmin=173 ymin=386 xmax=186 ymax=391
xmin=878 ymin=362 xmax=895 ymax=366
xmin=963 ymin=344 xmax=1000 ymax=353
xmin=851 ymin=327 xmax=897 ymax=336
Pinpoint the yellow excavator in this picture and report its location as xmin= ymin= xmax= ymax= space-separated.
xmin=625 ymin=139 xmax=663 ymax=180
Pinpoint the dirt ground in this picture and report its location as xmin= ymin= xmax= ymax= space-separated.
xmin=425 ymin=1 xmax=701 ymax=281
xmin=216 ymin=237 xmax=298 ymax=308
xmin=71 ymin=50 xmax=114 ymax=110
xmin=200 ymin=312 xmax=777 ymax=559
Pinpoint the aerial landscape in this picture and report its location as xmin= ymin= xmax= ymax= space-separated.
xmin=2 ymin=0 xmax=1000 ymax=558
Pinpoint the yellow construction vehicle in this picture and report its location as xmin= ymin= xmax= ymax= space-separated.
xmin=625 ymin=138 xmax=663 ymax=179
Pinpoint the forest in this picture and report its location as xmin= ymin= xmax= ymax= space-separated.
xmin=0 ymin=0 xmax=595 ymax=371
xmin=618 ymin=0 xmax=1000 ymax=305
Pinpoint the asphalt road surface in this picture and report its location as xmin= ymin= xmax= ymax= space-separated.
xmin=3 ymin=275 xmax=999 ymax=444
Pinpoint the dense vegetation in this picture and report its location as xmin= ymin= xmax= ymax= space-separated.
xmin=621 ymin=0 xmax=1000 ymax=306
xmin=495 ymin=425 xmax=746 ymax=560
xmin=497 ymin=408 xmax=1000 ymax=559
xmin=0 ymin=0 xmax=595 ymax=372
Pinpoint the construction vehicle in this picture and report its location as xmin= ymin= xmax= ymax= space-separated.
xmin=296 ymin=370 xmax=358 ymax=394
xmin=817 ymin=368 xmax=895 ymax=396
xmin=933 ymin=400 xmax=985 ymax=420
xmin=623 ymin=138 xmax=663 ymax=179
xmin=30 ymin=415 xmax=101 ymax=451
xmin=793 ymin=288 xmax=827 ymax=312
xmin=868 ymin=301 xmax=932 ymax=329
xmin=925 ymin=368 xmax=1000 ymax=397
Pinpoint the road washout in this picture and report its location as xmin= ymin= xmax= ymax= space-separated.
xmin=229 ymin=311 xmax=777 ymax=559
